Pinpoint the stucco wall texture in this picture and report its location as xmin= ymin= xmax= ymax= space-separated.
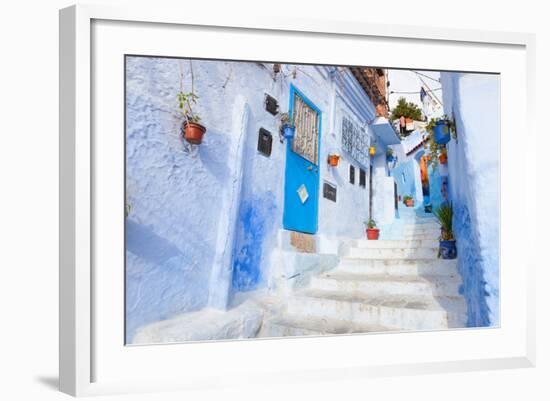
xmin=440 ymin=72 xmax=500 ymax=327
xmin=125 ymin=57 xmax=388 ymax=341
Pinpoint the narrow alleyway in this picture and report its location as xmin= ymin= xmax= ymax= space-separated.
xmin=259 ymin=209 xmax=467 ymax=336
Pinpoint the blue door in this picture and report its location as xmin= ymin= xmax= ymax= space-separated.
xmin=283 ymin=85 xmax=322 ymax=234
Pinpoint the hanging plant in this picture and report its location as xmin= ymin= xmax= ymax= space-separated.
xmin=279 ymin=112 xmax=295 ymax=140
xmin=177 ymin=91 xmax=206 ymax=145
xmin=426 ymin=115 xmax=456 ymax=145
xmin=327 ymin=153 xmax=340 ymax=167
xmin=177 ymin=60 xmax=206 ymax=145
xmin=439 ymin=148 xmax=448 ymax=164
xmin=424 ymin=129 xmax=449 ymax=170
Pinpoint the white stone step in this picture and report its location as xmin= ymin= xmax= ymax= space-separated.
xmin=403 ymin=226 xmax=441 ymax=235
xmin=347 ymin=246 xmax=439 ymax=260
xmin=336 ymin=258 xmax=458 ymax=277
xmin=351 ymin=239 xmax=439 ymax=249
xmin=287 ymin=289 xmax=466 ymax=330
xmin=258 ymin=315 xmax=393 ymax=337
xmin=401 ymin=233 xmax=440 ymax=240
xmin=310 ymin=272 xmax=462 ymax=297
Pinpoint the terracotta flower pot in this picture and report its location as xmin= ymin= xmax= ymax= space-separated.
xmin=328 ymin=154 xmax=340 ymax=167
xmin=439 ymin=153 xmax=448 ymax=164
xmin=366 ymin=228 xmax=380 ymax=240
xmin=183 ymin=121 xmax=207 ymax=144
xmin=405 ymin=199 xmax=414 ymax=207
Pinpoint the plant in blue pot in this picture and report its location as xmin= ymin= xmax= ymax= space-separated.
xmin=386 ymin=147 xmax=396 ymax=163
xmin=427 ymin=116 xmax=455 ymax=145
xmin=434 ymin=203 xmax=457 ymax=259
xmin=279 ymin=112 xmax=296 ymax=140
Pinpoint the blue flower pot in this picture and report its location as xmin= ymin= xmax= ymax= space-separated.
xmin=433 ymin=121 xmax=451 ymax=145
xmin=386 ymin=155 xmax=395 ymax=162
xmin=439 ymin=240 xmax=457 ymax=259
xmin=283 ymin=125 xmax=295 ymax=140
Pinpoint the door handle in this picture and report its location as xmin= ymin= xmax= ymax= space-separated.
xmin=307 ymin=165 xmax=313 ymax=171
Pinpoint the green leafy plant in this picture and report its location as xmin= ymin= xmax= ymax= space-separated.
xmin=424 ymin=115 xmax=456 ymax=169
xmin=390 ymin=97 xmax=423 ymax=121
xmin=177 ymin=91 xmax=201 ymax=124
xmin=434 ymin=203 xmax=454 ymax=241
xmin=425 ymin=134 xmax=442 ymax=169
xmin=386 ymin=148 xmax=394 ymax=158
xmin=364 ymin=218 xmax=377 ymax=229
xmin=403 ymin=195 xmax=413 ymax=202
xmin=426 ymin=115 xmax=456 ymax=138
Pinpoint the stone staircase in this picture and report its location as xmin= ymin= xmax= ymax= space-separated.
xmin=259 ymin=215 xmax=467 ymax=337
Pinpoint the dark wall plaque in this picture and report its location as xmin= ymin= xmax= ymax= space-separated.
xmin=265 ymin=94 xmax=279 ymax=115
xmin=323 ymin=182 xmax=337 ymax=202
xmin=257 ymin=128 xmax=272 ymax=157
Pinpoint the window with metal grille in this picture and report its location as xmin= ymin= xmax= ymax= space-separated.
xmin=359 ymin=168 xmax=366 ymax=188
xmin=341 ymin=115 xmax=369 ymax=168
xmin=292 ymin=93 xmax=319 ymax=164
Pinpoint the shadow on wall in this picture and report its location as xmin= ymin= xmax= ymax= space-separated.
xmin=453 ymin=204 xmax=492 ymax=327
xmin=125 ymin=219 xmax=212 ymax=342
xmin=197 ymin=130 xmax=231 ymax=184
xmin=231 ymin=193 xmax=277 ymax=292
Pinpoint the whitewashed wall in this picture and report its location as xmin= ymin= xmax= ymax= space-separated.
xmin=125 ymin=57 xmax=380 ymax=341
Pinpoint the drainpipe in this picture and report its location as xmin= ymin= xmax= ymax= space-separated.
xmin=369 ymin=157 xmax=373 ymax=219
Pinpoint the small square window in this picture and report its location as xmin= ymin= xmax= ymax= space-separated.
xmin=349 ymin=165 xmax=355 ymax=184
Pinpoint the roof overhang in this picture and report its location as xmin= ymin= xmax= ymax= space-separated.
xmin=370 ymin=117 xmax=401 ymax=146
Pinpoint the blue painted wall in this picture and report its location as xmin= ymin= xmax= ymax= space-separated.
xmin=428 ymin=164 xmax=444 ymax=209
xmin=231 ymin=193 xmax=277 ymax=291
xmin=441 ymin=72 xmax=500 ymax=327
xmin=391 ymin=159 xmax=417 ymax=202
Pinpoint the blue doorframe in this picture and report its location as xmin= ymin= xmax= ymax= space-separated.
xmin=282 ymin=85 xmax=322 ymax=234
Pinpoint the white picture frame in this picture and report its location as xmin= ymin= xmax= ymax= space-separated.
xmin=59 ymin=3 xmax=536 ymax=397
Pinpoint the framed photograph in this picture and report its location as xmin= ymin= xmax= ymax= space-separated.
xmin=59 ymin=4 xmax=536 ymax=396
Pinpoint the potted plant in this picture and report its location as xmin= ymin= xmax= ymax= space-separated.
xmin=386 ymin=148 xmax=395 ymax=162
xmin=439 ymin=148 xmax=448 ymax=164
xmin=177 ymin=91 xmax=206 ymax=144
xmin=279 ymin=112 xmax=295 ymax=140
xmin=364 ymin=218 xmax=380 ymax=240
xmin=434 ymin=203 xmax=457 ymax=259
xmin=327 ymin=153 xmax=340 ymax=167
xmin=403 ymin=195 xmax=414 ymax=207
xmin=426 ymin=115 xmax=455 ymax=145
